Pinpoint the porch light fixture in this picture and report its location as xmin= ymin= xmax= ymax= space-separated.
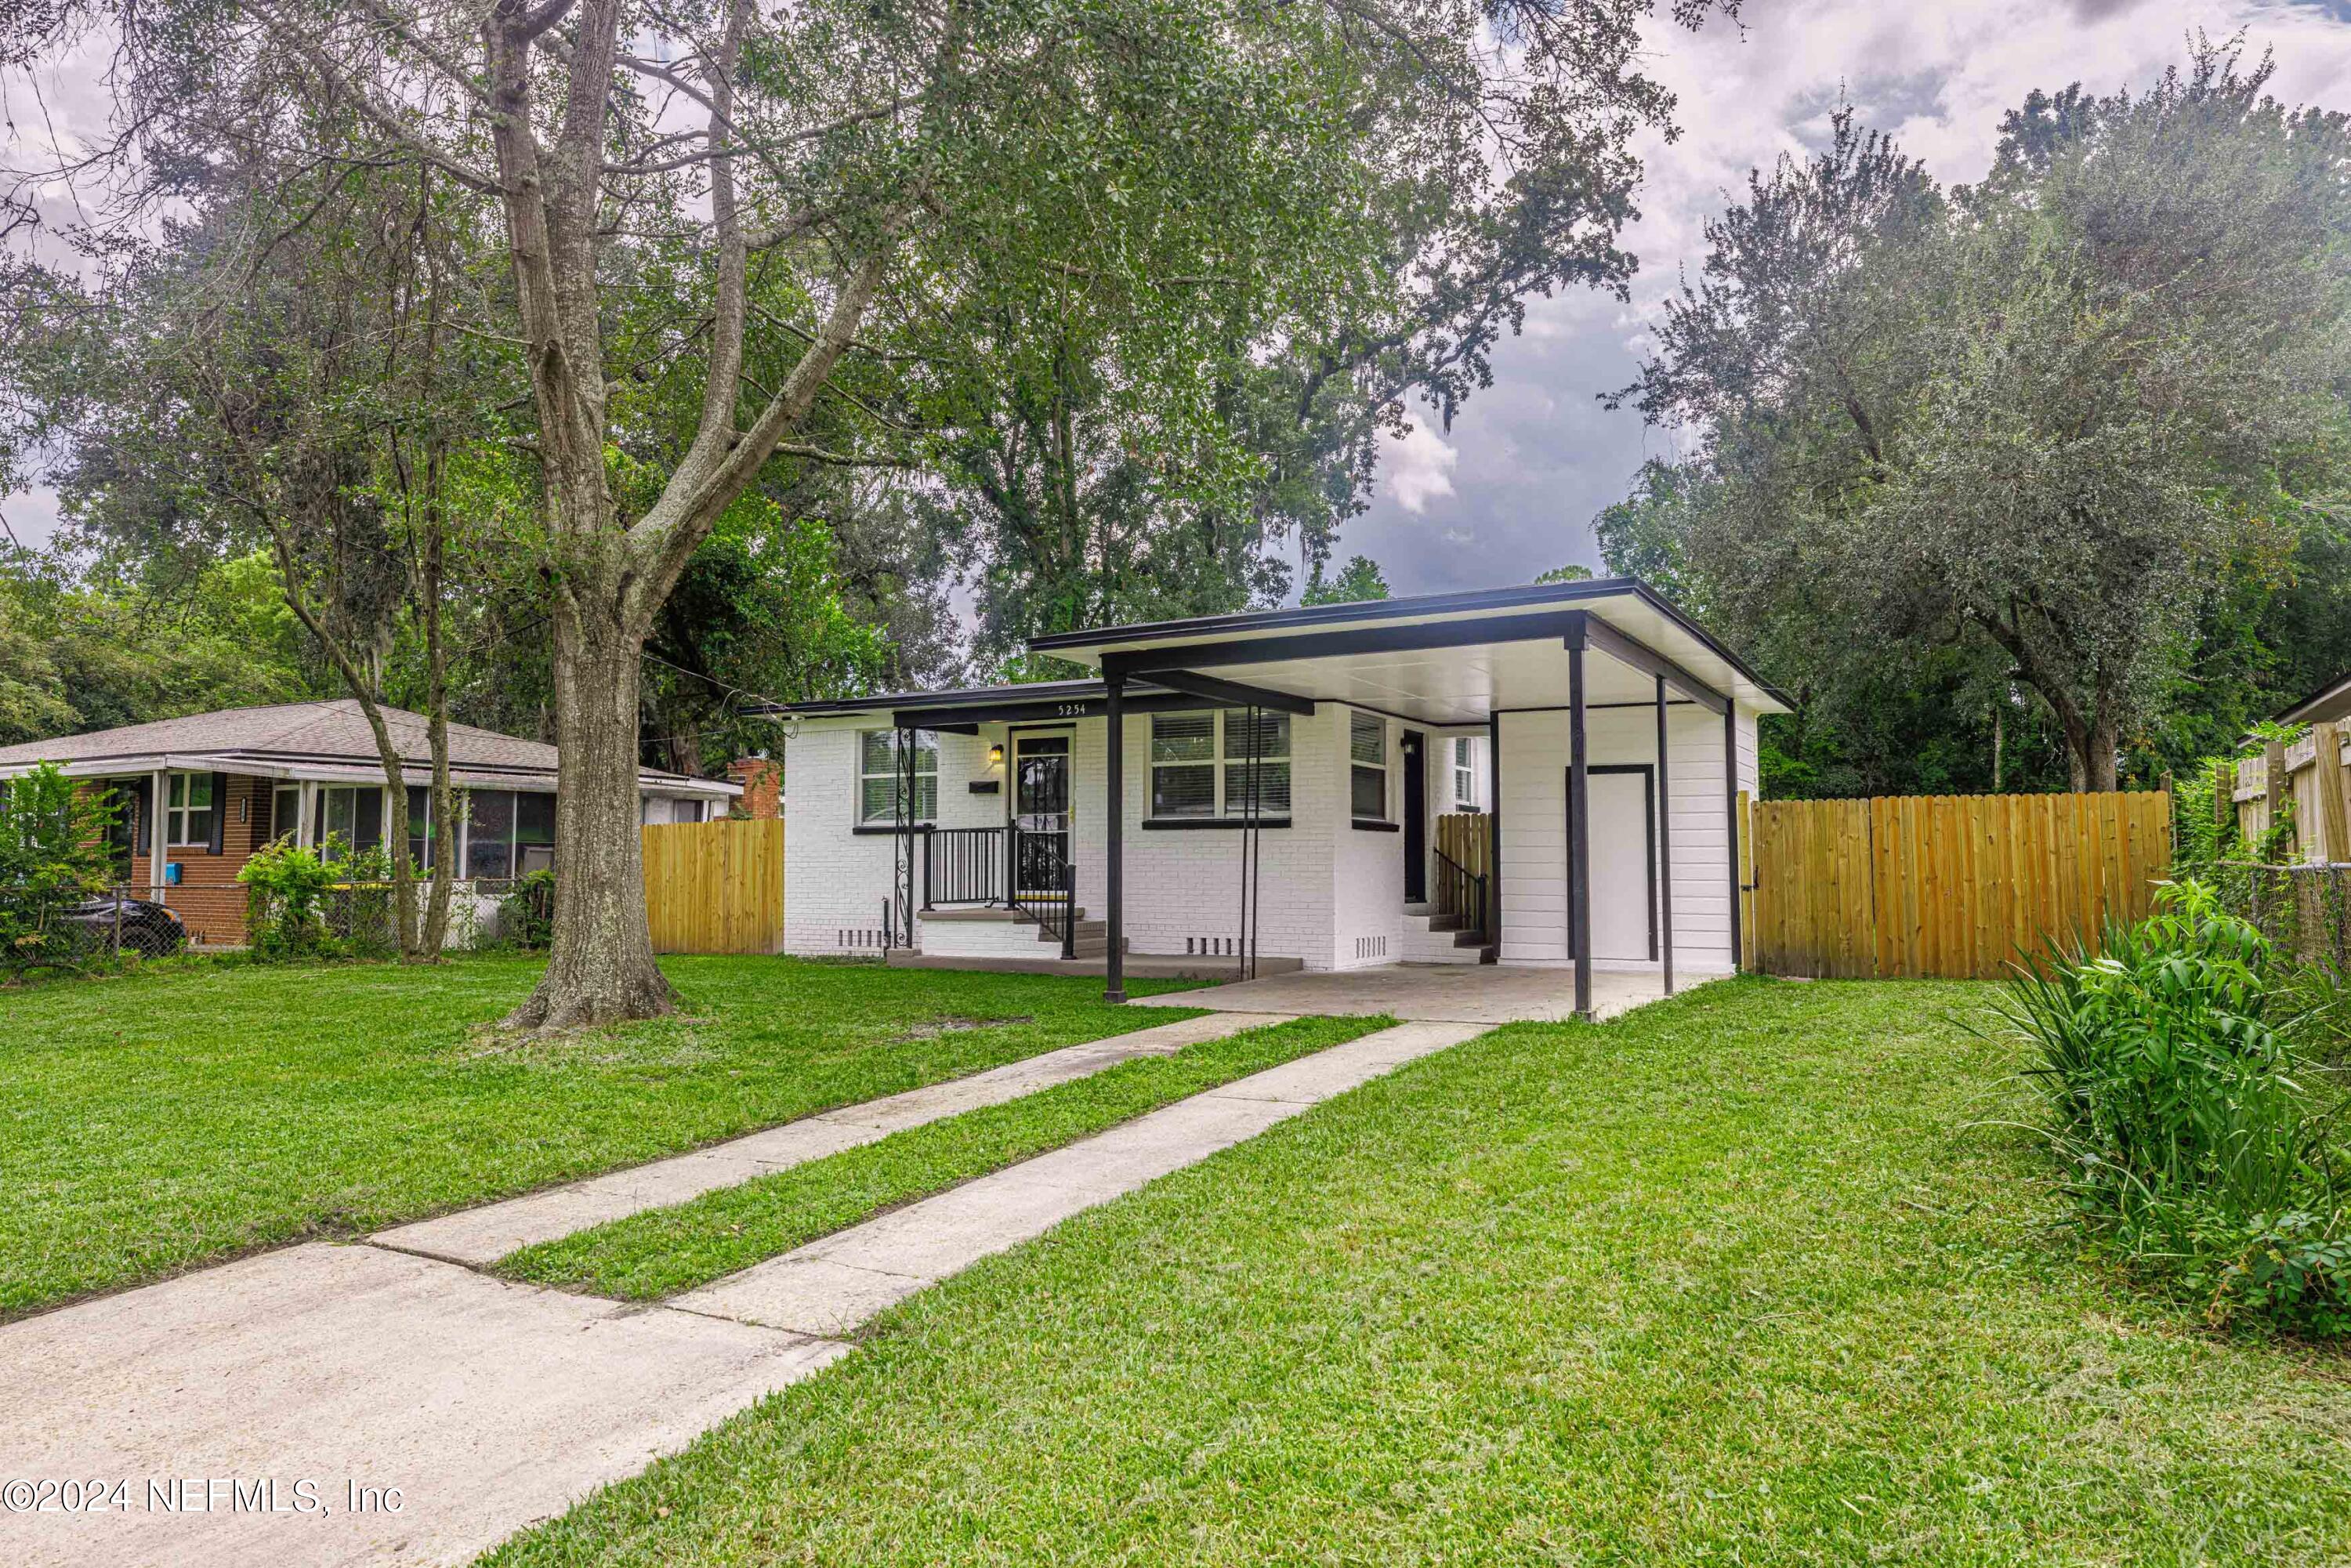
xmin=988 ymin=743 xmax=1005 ymax=766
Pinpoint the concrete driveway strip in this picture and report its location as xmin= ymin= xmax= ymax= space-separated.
xmin=372 ymin=1009 xmax=1287 ymax=1266
xmin=675 ymin=1019 xmax=1490 ymax=1333
xmin=0 ymin=1242 xmax=845 ymax=1568
xmin=0 ymin=1015 xmax=1484 ymax=1568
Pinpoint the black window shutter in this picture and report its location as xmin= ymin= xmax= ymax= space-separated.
xmin=210 ymin=772 xmax=228 ymax=854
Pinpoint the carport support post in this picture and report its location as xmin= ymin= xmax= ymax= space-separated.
xmin=1724 ymin=704 xmax=1742 ymax=972
xmin=1656 ymin=674 xmax=1674 ymax=995
xmin=1566 ymin=628 xmax=1592 ymax=1020
xmin=1103 ymin=670 xmax=1126 ymax=1004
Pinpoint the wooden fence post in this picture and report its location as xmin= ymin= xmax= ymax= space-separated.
xmin=2266 ymin=740 xmax=2289 ymax=856
xmin=2314 ymin=722 xmax=2351 ymax=866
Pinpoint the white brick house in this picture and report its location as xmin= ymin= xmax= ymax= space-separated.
xmin=760 ymin=579 xmax=1788 ymax=1019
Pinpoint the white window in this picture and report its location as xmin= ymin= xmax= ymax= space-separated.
xmin=1349 ymin=712 xmax=1388 ymax=821
xmin=166 ymin=773 xmax=216 ymax=847
xmin=1453 ymin=737 xmax=1478 ymax=809
xmin=1150 ymin=713 xmax=1215 ymax=817
xmin=1150 ymin=711 xmax=1291 ymax=819
xmin=1221 ymin=710 xmax=1289 ymax=817
xmin=858 ymin=730 xmax=937 ymax=826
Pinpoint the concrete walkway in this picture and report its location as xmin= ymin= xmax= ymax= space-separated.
xmin=0 ymin=1015 xmax=1488 ymax=1568
xmin=375 ymin=1010 xmax=1284 ymax=1265
xmin=676 ymin=1019 xmax=1487 ymax=1334
xmin=1131 ymin=962 xmax=1714 ymax=1023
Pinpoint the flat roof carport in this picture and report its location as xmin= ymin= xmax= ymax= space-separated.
xmin=1023 ymin=581 xmax=1787 ymax=1019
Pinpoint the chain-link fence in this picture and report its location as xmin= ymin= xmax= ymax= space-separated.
xmin=4 ymin=876 xmax=538 ymax=972
xmin=2206 ymin=862 xmax=2351 ymax=978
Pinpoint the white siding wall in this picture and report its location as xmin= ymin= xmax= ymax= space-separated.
xmin=1496 ymin=701 xmax=1756 ymax=974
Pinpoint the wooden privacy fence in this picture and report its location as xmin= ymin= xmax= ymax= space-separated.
xmin=1433 ymin=810 xmax=1493 ymax=922
xmin=1747 ymin=791 xmax=2172 ymax=979
xmin=641 ymin=817 xmax=784 ymax=955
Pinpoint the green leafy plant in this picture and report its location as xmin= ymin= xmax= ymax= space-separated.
xmin=0 ymin=763 xmax=119 ymax=972
xmin=237 ymin=836 xmax=344 ymax=960
xmin=498 ymin=869 xmax=556 ymax=951
xmin=1997 ymin=878 xmax=2350 ymax=1334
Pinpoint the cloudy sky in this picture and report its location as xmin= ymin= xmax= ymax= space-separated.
xmin=1345 ymin=0 xmax=2351 ymax=595
xmin=8 ymin=0 xmax=2351 ymax=591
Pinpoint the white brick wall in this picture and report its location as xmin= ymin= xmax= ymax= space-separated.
xmin=1496 ymin=701 xmax=1756 ymax=974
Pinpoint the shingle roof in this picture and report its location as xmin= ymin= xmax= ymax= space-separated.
xmin=0 ymin=699 xmax=725 ymax=792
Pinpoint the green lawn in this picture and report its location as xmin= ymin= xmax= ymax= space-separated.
xmin=0 ymin=955 xmax=1199 ymax=1319
xmin=496 ymin=1012 xmax=1389 ymax=1300
xmin=485 ymin=977 xmax=2351 ymax=1566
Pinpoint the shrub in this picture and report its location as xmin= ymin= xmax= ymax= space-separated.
xmin=1998 ymin=878 xmax=2350 ymax=1334
xmin=238 ymin=836 xmax=342 ymax=959
xmin=498 ymin=868 xmax=556 ymax=951
xmin=0 ymin=763 xmax=119 ymax=973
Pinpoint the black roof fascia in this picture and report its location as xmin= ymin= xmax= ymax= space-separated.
xmin=1034 ymin=578 xmax=1792 ymax=711
xmin=1118 ymin=667 xmax=1317 ymax=717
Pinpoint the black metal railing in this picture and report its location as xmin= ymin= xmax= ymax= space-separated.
xmin=1433 ymin=847 xmax=1489 ymax=942
xmin=1010 ymin=826 xmax=1077 ymax=959
xmin=923 ymin=826 xmax=1007 ymax=908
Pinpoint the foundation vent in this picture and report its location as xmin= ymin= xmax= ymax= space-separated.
xmin=1183 ymin=936 xmax=1245 ymax=956
xmin=1352 ymin=935 xmax=1389 ymax=960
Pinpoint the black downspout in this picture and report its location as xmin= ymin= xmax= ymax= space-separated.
xmin=1487 ymin=711 xmax=1502 ymax=961
xmin=1656 ymin=673 xmax=1675 ymax=996
xmin=1724 ymin=702 xmax=1742 ymax=973
xmin=1104 ymin=672 xmax=1126 ymax=1003
xmin=1568 ymin=638 xmax=1592 ymax=1020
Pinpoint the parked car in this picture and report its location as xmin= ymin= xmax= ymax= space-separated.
xmin=57 ymin=894 xmax=187 ymax=956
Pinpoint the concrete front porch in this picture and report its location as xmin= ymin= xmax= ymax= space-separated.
xmin=1128 ymin=963 xmax=1722 ymax=1024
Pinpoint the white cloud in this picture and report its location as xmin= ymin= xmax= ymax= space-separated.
xmin=1381 ymin=420 xmax=1460 ymax=513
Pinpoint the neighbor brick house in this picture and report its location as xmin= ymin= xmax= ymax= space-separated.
xmin=0 ymin=700 xmax=738 ymax=945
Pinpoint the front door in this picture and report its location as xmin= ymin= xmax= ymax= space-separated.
xmin=1401 ymin=730 xmax=1426 ymax=903
xmin=1570 ymin=766 xmax=1657 ymax=961
xmin=1012 ymin=734 xmax=1072 ymax=894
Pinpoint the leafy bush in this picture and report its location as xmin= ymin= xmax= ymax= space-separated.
xmin=240 ymin=838 xmax=404 ymax=961
xmin=498 ymin=868 xmax=556 ymax=951
xmin=0 ymin=763 xmax=119 ymax=972
xmin=238 ymin=836 xmax=342 ymax=959
xmin=1998 ymin=878 xmax=2350 ymax=1334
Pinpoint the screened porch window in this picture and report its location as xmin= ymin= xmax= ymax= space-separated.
xmin=857 ymin=730 xmax=937 ymax=826
xmin=1453 ymin=737 xmax=1478 ymax=809
xmin=1349 ymin=712 xmax=1388 ymax=821
xmin=317 ymin=785 xmax=384 ymax=860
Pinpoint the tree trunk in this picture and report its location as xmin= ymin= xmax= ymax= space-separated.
xmin=418 ymin=486 xmax=455 ymax=957
xmin=505 ymin=600 xmax=672 ymax=1029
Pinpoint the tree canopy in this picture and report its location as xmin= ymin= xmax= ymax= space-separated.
xmin=1607 ymin=41 xmax=2351 ymax=793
